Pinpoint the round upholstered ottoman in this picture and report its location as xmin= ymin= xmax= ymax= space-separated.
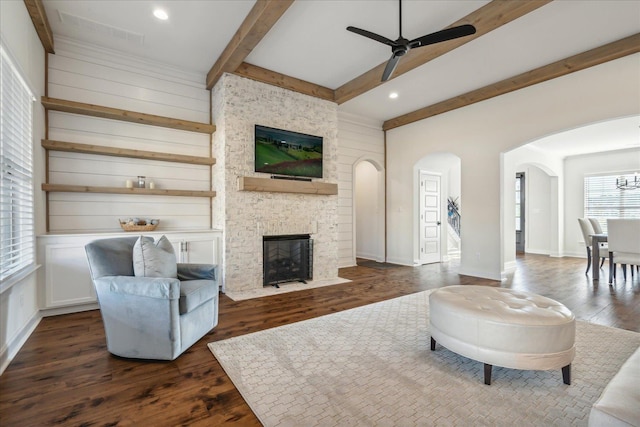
xmin=429 ymin=285 xmax=575 ymax=385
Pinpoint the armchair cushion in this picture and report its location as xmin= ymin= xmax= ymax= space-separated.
xmin=179 ymin=279 xmax=218 ymax=314
xmin=85 ymin=236 xmax=138 ymax=278
xmin=177 ymin=263 xmax=217 ymax=281
xmin=133 ymin=235 xmax=177 ymax=278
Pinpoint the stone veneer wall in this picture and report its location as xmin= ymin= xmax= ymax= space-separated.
xmin=212 ymin=74 xmax=339 ymax=293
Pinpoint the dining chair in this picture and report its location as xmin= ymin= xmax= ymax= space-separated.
xmin=587 ymin=218 xmax=608 ymax=267
xmin=578 ymin=218 xmax=607 ymax=274
xmin=607 ymin=219 xmax=640 ymax=285
xmin=588 ymin=218 xmax=603 ymax=234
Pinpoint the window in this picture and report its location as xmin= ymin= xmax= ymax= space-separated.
xmin=0 ymin=44 xmax=35 ymax=284
xmin=584 ymin=173 xmax=640 ymax=233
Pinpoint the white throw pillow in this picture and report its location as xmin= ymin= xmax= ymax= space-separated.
xmin=133 ymin=235 xmax=177 ymax=278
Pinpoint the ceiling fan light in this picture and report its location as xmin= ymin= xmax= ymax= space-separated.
xmin=347 ymin=0 xmax=478 ymax=82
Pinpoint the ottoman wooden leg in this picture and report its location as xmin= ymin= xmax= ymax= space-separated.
xmin=562 ymin=364 xmax=571 ymax=385
xmin=430 ymin=337 xmax=436 ymax=351
xmin=484 ymin=363 xmax=492 ymax=385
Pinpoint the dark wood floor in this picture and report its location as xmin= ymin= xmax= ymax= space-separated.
xmin=1 ymin=254 xmax=638 ymax=426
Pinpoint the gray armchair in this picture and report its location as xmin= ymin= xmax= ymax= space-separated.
xmin=85 ymin=236 xmax=219 ymax=360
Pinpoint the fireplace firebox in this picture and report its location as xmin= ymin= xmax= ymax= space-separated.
xmin=263 ymin=235 xmax=313 ymax=287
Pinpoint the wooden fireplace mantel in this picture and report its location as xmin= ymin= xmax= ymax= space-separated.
xmin=238 ymin=176 xmax=338 ymax=195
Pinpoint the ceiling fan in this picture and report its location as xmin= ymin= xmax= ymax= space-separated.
xmin=347 ymin=0 xmax=477 ymax=82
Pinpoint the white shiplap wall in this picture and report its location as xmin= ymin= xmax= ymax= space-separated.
xmin=337 ymin=112 xmax=385 ymax=268
xmin=46 ymin=38 xmax=213 ymax=233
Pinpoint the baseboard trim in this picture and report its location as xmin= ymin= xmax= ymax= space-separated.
xmin=458 ymin=267 xmax=502 ymax=281
xmin=386 ymin=256 xmax=416 ymax=267
xmin=40 ymin=303 xmax=99 ymax=317
xmin=525 ymin=249 xmax=550 ymax=255
xmin=564 ymin=252 xmax=586 ymax=259
xmin=356 ymin=251 xmax=380 ymax=261
xmin=339 ymin=261 xmax=357 ymax=268
xmin=0 ymin=311 xmax=41 ymax=375
xmin=503 ymin=260 xmax=517 ymax=273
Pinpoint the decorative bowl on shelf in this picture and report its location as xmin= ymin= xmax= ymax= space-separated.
xmin=119 ymin=218 xmax=159 ymax=232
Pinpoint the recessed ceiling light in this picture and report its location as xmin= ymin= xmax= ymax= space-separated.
xmin=153 ymin=9 xmax=168 ymax=20
xmin=389 ymin=92 xmax=399 ymax=99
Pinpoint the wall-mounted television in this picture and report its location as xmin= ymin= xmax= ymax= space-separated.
xmin=254 ymin=124 xmax=323 ymax=179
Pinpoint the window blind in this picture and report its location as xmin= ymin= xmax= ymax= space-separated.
xmin=584 ymin=174 xmax=640 ymax=234
xmin=0 ymin=44 xmax=35 ymax=283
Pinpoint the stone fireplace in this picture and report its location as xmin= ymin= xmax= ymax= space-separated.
xmin=211 ymin=74 xmax=339 ymax=293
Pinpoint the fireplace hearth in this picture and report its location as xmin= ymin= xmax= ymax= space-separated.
xmin=263 ymin=235 xmax=313 ymax=287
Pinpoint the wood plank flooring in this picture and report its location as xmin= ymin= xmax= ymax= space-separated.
xmin=1 ymin=254 xmax=638 ymax=426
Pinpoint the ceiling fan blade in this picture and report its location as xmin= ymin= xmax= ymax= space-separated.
xmin=409 ymin=24 xmax=476 ymax=49
xmin=347 ymin=26 xmax=396 ymax=47
xmin=382 ymin=54 xmax=402 ymax=81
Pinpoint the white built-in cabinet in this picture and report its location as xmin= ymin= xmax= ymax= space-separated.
xmin=37 ymin=230 xmax=223 ymax=316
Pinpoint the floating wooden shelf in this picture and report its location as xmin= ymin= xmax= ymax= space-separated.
xmin=239 ymin=176 xmax=338 ymax=195
xmin=42 ymin=183 xmax=216 ymax=198
xmin=42 ymin=139 xmax=216 ymax=166
xmin=41 ymin=97 xmax=216 ymax=134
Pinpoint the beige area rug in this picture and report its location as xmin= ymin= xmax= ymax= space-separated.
xmin=223 ymin=277 xmax=352 ymax=301
xmin=209 ymin=290 xmax=640 ymax=426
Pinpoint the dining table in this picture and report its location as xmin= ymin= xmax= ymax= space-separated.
xmin=591 ymin=233 xmax=608 ymax=280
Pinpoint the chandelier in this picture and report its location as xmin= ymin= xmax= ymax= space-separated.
xmin=616 ymin=173 xmax=640 ymax=190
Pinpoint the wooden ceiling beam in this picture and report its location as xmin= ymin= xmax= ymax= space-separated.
xmin=334 ymin=0 xmax=552 ymax=105
xmin=206 ymin=0 xmax=295 ymax=90
xmin=233 ymin=62 xmax=335 ymax=101
xmin=23 ymin=0 xmax=55 ymax=53
xmin=382 ymin=33 xmax=640 ymax=131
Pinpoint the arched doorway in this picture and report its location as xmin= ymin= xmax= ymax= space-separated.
xmin=502 ymin=140 xmax=566 ymax=271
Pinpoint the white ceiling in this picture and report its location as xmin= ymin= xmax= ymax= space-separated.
xmin=527 ymin=115 xmax=640 ymax=159
xmin=41 ymin=0 xmax=640 ymax=155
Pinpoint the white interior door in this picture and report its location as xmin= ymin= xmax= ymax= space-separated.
xmin=419 ymin=171 xmax=441 ymax=264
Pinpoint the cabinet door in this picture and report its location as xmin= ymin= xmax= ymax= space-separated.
xmin=182 ymin=238 xmax=215 ymax=264
xmin=45 ymin=244 xmax=96 ymax=307
xmin=167 ymin=234 xmax=218 ymax=264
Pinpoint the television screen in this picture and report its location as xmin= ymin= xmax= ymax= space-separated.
xmin=255 ymin=125 xmax=323 ymax=178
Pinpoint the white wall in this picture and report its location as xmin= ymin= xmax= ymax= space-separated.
xmin=523 ymin=166 xmax=552 ymax=254
xmin=564 ymin=147 xmax=640 ymax=257
xmin=387 ymin=54 xmax=640 ymax=280
xmin=336 ymin=112 xmax=384 ymax=267
xmin=0 ymin=0 xmax=46 ymax=374
xmin=448 ymin=160 xmax=461 ymax=208
xmin=46 ymin=38 xmax=211 ymax=233
xmin=355 ymin=161 xmax=380 ymax=260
